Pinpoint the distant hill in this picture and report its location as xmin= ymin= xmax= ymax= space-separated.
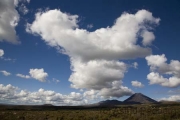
xmin=97 ymin=100 xmax=122 ymax=106
xmin=159 ymin=100 xmax=179 ymax=104
xmin=123 ymin=93 xmax=158 ymax=104
xmin=43 ymin=104 xmax=54 ymax=106
xmin=89 ymin=93 xmax=158 ymax=106
xmin=85 ymin=100 xmax=122 ymax=107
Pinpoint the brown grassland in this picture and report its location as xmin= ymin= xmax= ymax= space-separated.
xmin=0 ymin=103 xmax=180 ymax=120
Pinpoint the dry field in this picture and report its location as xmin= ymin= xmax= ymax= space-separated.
xmin=0 ymin=104 xmax=180 ymax=120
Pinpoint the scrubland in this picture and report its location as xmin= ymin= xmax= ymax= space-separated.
xmin=0 ymin=104 xmax=180 ymax=120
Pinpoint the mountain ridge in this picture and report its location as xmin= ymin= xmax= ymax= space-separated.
xmin=91 ymin=93 xmax=158 ymax=106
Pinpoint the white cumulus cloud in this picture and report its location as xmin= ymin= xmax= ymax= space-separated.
xmin=83 ymin=90 xmax=98 ymax=100
xmin=147 ymin=72 xmax=180 ymax=87
xmin=29 ymin=68 xmax=48 ymax=82
xmin=0 ymin=70 xmax=11 ymax=76
xmin=0 ymin=84 xmax=86 ymax=105
xmin=146 ymin=54 xmax=180 ymax=87
xmin=160 ymin=95 xmax=180 ymax=102
xmin=146 ymin=54 xmax=167 ymax=71
xmin=16 ymin=73 xmax=31 ymax=79
xmin=69 ymin=60 xmax=127 ymax=90
xmin=141 ymin=31 xmax=155 ymax=46
xmin=27 ymin=9 xmax=160 ymax=61
xmin=99 ymin=81 xmax=134 ymax=98
xmin=69 ymin=60 xmax=134 ymax=98
xmin=17 ymin=68 xmax=48 ymax=82
xmin=131 ymin=80 xmax=144 ymax=88
xmin=0 ymin=49 xmax=4 ymax=57
xmin=0 ymin=0 xmax=20 ymax=44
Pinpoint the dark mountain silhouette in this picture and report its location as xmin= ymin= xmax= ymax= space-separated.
xmin=85 ymin=100 xmax=122 ymax=107
xmin=89 ymin=93 xmax=158 ymax=106
xmin=43 ymin=104 xmax=54 ymax=106
xmin=123 ymin=93 xmax=158 ymax=104
xmin=98 ymin=100 xmax=122 ymax=106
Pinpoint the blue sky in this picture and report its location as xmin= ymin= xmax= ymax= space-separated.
xmin=0 ymin=0 xmax=180 ymax=105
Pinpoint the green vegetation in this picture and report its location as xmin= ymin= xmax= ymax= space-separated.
xmin=0 ymin=104 xmax=180 ymax=120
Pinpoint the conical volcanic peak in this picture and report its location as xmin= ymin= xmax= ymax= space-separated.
xmin=123 ymin=93 xmax=157 ymax=104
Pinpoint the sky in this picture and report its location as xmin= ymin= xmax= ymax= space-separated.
xmin=0 ymin=0 xmax=180 ymax=105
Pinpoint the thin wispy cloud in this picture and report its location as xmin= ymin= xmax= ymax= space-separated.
xmin=0 ymin=70 xmax=11 ymax=76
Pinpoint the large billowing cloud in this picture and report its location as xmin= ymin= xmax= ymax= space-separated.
xmin=0 ymin=0 xmax=20 ymax=44
xmin=0 ymin=84 xmax=86 ymax=105
xmin=146 ymin=54 xmax=180 ymax=87
xmin=99 ymin=81 xmax=133 ymax=98
xmin=0 ymin=0 xmax=31 ymax=44
xmin=27 ymin=9 xmax=160 ymax=61
xmin=69 ymin=60 xmax=134 ymax=98
xmin=69 ymin=60 xmax=127 ymax=90
xmin=27 ymin=9 xmax=160 ymax=98
xmin=83 ymin=81 xmax=133 ymax=99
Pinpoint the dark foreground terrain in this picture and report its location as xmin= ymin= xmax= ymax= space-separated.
xmin=0 ymin=103 xmax=180 ymax=120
